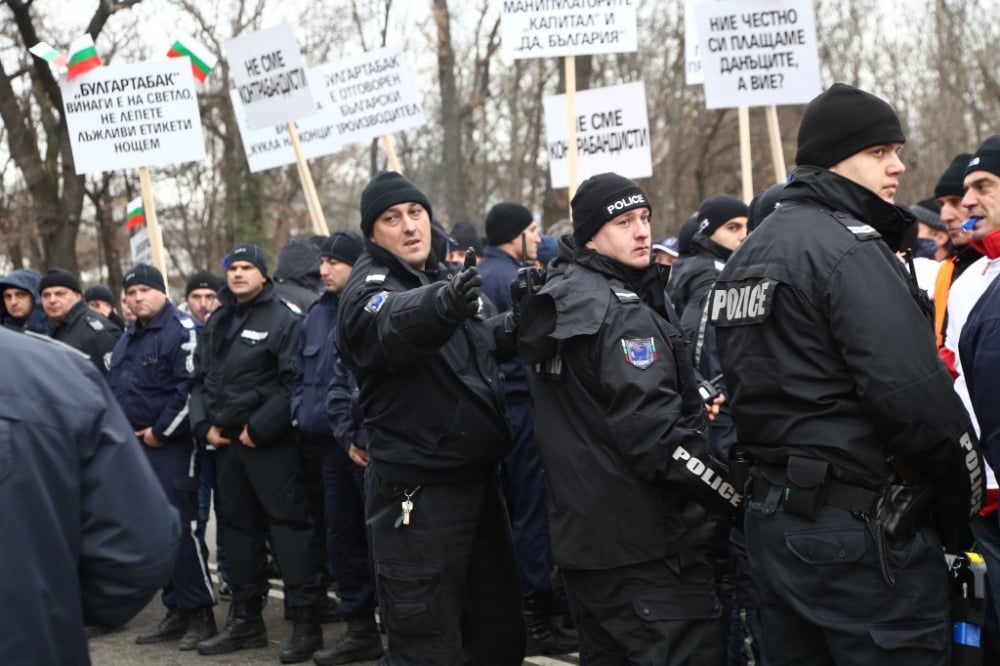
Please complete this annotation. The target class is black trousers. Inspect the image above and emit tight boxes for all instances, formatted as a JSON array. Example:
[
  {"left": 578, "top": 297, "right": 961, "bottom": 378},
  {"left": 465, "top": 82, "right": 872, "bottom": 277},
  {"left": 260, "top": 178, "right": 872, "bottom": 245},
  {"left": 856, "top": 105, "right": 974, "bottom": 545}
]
[
  {"left": 215, "top": 442, "right": 325, "bottom": 609},
  {"left": 367, "top": 467, "right": 525, "bottom": 665},
  {"left": 324, "top": 442, "right": 376, "bottom": 616}
]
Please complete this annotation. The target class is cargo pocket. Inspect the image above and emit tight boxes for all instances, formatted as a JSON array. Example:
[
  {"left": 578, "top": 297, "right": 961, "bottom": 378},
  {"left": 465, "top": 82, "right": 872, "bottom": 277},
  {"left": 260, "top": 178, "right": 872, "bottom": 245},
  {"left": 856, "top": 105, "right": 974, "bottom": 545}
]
[
  {"left": 785, "top": 526, "right": 866, "bottom": 565},
  {"left": 632, "top": 586, "right": 722, "bottom": 623},
  {"left": 377, "top": 560, "right": 443, "bottom": 637},
  {"left": 867, "top": 617, "right": 948, "bottom": 652}
]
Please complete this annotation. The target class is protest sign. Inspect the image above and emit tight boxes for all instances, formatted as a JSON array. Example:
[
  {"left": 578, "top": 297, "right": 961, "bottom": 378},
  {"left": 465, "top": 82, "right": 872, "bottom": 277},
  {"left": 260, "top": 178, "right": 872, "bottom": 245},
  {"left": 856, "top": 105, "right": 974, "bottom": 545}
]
[
  {"left": 61, "top": 58, "right": 205, "bottom": 175},
  {"left": 544, "top": 81, "right": 651, "bottom": 189},
  {"left": 685, "top": 0, "right": 704, "bottom": 85},
  {"left": 501, "top": 0, "right": 638, "bottom": 59},
  {"left": 130, "top": 227, "right": 153, "bottom": 266},
  {"left": 696, "top": 0, "right": 821, "bottom": 109}
]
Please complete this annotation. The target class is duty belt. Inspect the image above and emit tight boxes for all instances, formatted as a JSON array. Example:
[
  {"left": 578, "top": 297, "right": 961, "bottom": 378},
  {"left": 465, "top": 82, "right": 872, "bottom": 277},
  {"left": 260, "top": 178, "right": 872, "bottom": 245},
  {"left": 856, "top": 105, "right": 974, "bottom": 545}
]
[{"left": 752, "top": 457, "right": 880, "bottom": 519}]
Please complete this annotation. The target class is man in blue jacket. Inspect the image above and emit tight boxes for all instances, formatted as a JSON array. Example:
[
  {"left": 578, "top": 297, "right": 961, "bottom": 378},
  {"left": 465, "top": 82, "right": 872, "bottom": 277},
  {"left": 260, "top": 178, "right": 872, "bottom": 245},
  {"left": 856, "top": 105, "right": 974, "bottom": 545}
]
[{"left": 0, "top": 268, "right": 49, "bottom": 332}]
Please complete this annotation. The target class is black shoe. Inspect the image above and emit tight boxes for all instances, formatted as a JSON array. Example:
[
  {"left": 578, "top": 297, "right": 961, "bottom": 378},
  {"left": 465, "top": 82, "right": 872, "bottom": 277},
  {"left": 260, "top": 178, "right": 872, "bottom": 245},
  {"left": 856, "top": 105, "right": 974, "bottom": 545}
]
[
  {"left": 313, "top": 614, "right": 384, "bottom": 665},
  {"left": 178, "top": 606, "right": 218, "bottom": 651},
  {"left": 319, "top": 597, "right": 343, "bottom": 624},
  {"left": 524, "top": 598, "right": 578, "bottom": 656},
  {"left": 197, "top": 603, "right": 267, "bottom": 655},
  {"left": 135, "top": 609, "right": 190, "bottom": 645},
  {"left": 279, "top": 608, "right": 323, "bottom": 664}
]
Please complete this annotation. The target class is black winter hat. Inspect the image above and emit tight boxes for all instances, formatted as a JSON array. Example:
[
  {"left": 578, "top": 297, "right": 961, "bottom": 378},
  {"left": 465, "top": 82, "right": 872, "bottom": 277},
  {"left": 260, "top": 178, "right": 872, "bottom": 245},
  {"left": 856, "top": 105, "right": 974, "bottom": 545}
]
[
  {"left": 83, "top": 284, "right": 115, "bottom": 305},
  {"left": 965, "top": 135, "right": 1000, "bottom": 178},
  {"left": 319, "top": 231, "right": 363, "bottom": 266},
  {"left": 910, "top": 198, "right": 945, "bottom": 232},
  {"left": 485, "top": 203, "right": 533, "bottom": 246},
  {"left": 224, "top": 242, "right": 269, "bottom": 278},
  {"left": 697, "top": 194, "right": 749, "bottom": 238},
  {"left": 747, "top": 183, "right": 785, "bottom": 231},
  {"left": 449, "top": 221, "right": 484, "bottom": 255},
  {"left": 935, "top": 153, "right": 973, "bottom": 198},
  {"left": 39, "top": 269, "right": 81, "bottom": 294},
  {"left": 795, "top": 83, "right": 905, "bottom": 169},
  {"left": 571, "top": 172, "right": 650, "bottom": 245},
  {"left": 359, "top": 171, "right": 432, "bottom": 236},
  {"left": 185, "top": 270, "right": 224, "bottom": 297},
  {"left": 122, "top": 263, "right": 166, "bottom": 293},
  {"left": 677, "top": 214, "right": 700, "bottom": 256}
]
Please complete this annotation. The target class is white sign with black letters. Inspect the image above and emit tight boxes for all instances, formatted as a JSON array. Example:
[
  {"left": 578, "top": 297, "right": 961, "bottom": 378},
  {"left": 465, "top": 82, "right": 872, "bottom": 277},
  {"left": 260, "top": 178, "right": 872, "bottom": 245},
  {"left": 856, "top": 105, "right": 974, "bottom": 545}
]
[{"left": 501, "top": 0, "right": 638, "bottom": 59}]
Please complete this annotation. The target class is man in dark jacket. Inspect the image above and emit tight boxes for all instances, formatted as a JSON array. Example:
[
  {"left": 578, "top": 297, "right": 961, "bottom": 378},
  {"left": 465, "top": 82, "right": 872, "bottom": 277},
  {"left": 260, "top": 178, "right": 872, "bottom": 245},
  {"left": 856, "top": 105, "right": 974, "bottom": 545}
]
[
  {"left": 107, "top": 264, "right": 217, "bottom": 650},
  {"left": 518, "top": 172, "right": 738, "bottom": 664},
  {"left": 709, "top": 83, "right": 983, "bottom": 665},
  {"left": 336, "top": 171, "right": 525, "bottom": 665},
  {"left": 0, "top": 268, "right": 48, "bottom": 332},
  {"left": 275, "top": 238, "right": 324, "bottom": 313},
  {"left": 84, "top": 284, "right": 126, "bottom": 330},
  {"left": 0, "top": 325, "right": 181, "bottom": 665},
  {"left": 40, "top": 268, "right": 121, "bottom": 375},
  {"left": 189, "top": 243, "right": 326, "bottom": 663}
]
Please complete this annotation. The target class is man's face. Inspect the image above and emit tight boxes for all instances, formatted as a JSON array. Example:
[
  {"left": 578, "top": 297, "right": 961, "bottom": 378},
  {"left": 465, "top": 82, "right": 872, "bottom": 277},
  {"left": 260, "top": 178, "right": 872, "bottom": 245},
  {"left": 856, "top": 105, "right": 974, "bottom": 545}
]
[
  {"left": 3, "top": 287, "right": 34, "bottom": 319},
  {"left": 319, "top": 257, "right": 353, "bottom": 295},
  {"left": 513, "top": 222, "right": 542, "bottom": 263},
  {"left": 41, "top": 286, "right": 81, "bottom": 324},
  {"left": 186, "top": 288, "right": 219, "bottom": 324},
  {"left": 710, "top": 217, "right": 749, "bottom": 251},
  {"left": 652, "top": 250, "right": 676, "bottom": 266},
  {"left": 962, "top": 170, "right": 1000, "bottom": 238},
  {"left": 226, "top": 261, "right": 266, "bottom": 303},
  {"left": 938, "top": 194, "right": 969, "bottom": 246},
  {"left": 917, "top": 222, "right": 949, "bottom": 259},
  {"left": 369, "top": 202, "right": 431, "bottom": 270},
  {"left": 86, "top": 300, "right": 112, "bottom": 318},
  {"left": 125, "top": 285, "right": 167, "bottom": 324},
  {"left": 829, "top": 143, "right": 905, "bottom": 203},
  {"left": 584, "top": 207, "right": 652, "bottom": 269}
]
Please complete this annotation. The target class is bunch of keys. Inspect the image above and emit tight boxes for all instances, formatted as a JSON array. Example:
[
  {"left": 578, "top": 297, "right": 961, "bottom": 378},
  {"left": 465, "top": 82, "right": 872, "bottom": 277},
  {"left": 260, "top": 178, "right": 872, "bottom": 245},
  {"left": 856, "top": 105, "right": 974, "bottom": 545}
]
[{"left": 395, "top": 486, "right": 421, "bottom": 528}]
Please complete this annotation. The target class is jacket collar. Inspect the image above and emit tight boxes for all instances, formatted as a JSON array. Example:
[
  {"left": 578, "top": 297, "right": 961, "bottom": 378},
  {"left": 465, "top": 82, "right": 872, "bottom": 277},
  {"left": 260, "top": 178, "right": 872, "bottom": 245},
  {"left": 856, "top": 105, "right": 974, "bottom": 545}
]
[
  {"left": 363, "top": 238, "right": 445, "bottom": 287},
  {"left": 127, "top": 300, "right": 173, "bottom": 335},
  {"left": 217, "top": 280, "right": 276, "bottom": 310}
]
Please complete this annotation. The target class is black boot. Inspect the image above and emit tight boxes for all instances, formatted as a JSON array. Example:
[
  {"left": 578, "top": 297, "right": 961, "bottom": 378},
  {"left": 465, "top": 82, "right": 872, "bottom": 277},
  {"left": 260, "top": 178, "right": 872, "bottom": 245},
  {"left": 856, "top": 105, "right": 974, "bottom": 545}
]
[
  {"left": 178, "top": 606, "right": 218, "bottom": 651},
  {"left": 135, "top": 608, "right": 190, "bottom": 645},
  {"left": 196, "top": 601, "right": 267, "bottom": 655},
  {"left": 524, "top": 597, "right": 578, "bottom": 656},
  {"left": 313, "top": 612, "right": 384, "bottom": 665},
  {"left": 280, "top": 607, "right": 324, "bottom": 664}
]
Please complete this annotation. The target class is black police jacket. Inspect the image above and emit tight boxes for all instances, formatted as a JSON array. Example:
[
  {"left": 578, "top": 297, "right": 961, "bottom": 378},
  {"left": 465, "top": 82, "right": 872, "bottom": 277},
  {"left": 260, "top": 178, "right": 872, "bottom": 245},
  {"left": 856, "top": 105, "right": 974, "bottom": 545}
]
[
  {"left": 189, "top": 281, "right": 302, "bottom": 447},
  {"left": 336, "top": 241, "right": 512, "bottom": 485},
  {"left": 50, "top": 299, "right": 121, "bottom": 376},
  {"left": 668, "top": 235, "right": 731, "bottom": 323},
  {"left": 710, "top": 167, "right": 981, "bottom": 514},
  {"left": 519, "top": 242, "right": 738, "bottom": 570}
]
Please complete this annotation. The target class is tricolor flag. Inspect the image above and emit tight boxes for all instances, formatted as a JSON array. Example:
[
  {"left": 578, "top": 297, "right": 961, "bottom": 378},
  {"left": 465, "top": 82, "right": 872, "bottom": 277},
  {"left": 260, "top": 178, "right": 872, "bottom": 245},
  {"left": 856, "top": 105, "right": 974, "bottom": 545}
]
[
  {"left": 28, "top": 42, "right": 69, "bottom": 71},
  {"left": 67, "top": 34, "right": 101, "bottom": 81},
  {"left": 126, "top": 196, "right": 144, "bottom": 230},
  {"left": 167, "top": 34, "right": 217, "bottom": 83}
]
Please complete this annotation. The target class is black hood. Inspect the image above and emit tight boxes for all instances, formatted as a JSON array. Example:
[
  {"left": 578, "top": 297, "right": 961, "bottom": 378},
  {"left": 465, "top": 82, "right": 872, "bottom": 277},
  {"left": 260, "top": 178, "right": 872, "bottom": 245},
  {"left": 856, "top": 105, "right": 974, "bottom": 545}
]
[{"left": 274, "top": 239, "right": 322, "bottom": 290}]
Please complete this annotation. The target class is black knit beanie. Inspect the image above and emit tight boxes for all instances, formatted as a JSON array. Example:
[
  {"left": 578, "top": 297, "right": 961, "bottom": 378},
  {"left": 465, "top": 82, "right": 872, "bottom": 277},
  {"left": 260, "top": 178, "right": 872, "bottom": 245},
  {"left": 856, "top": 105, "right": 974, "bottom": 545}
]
[
  {"left": 910, "top": 198, "right": 945, "bottom": 232},
  {"left": 319, "top": 231, "right": 363, "bottom": 266},
  {"left": 122, "top": 263, "right": 166, "bottom": 293},
  {"left": 39, "top": 269, "right": 81, "bottom": 293},
  {"left": 359, "top": 171, "right": 432, "bottom": 236},
  {"left": 485, "top": 202, "right": 533, "bottom": 246},
  {"left": 571, "top": 173, "right": 650, "bottom": 245},
  {"left": 83, "top": 284, "right": 115, "bottom": 305},
  {"left": 225, "top": 243, "right": 269, "bottom": 278},
  {"left": 449, "top": 221, "right": 484, "bottom": 255},
  {"left": 935, "top": 153, "right": 973, "bottom": 198},
  {"left": 186, "top": 270, "right": 224, "bottom": 297},
  {"left": 697, "top": 194, "right": 749, "bottom": 238},
  {"left": 747, "top": 183, "right": 785, "bottom": 231},
  {"left": 965, "top": 135, "right": 1000, "bottom": 178},
  {"left": 795, "top": 83, "right": 905, "bottom": 169}
]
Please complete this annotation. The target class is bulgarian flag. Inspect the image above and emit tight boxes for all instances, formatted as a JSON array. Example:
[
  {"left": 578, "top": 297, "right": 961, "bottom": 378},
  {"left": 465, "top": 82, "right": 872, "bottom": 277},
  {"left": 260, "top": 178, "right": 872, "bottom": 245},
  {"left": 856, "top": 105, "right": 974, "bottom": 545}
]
[
  {"left": 67, "top": 34, "right": 101, "bottom": 81},
  {"left": 28, "top": 42, "right": 69, "bottom": 71},
  {"left": 126, "top": 196, "right": 144, "bottom": 230},
  {"left": 167, "top": 34, "right": 217, "bottom": 83}
]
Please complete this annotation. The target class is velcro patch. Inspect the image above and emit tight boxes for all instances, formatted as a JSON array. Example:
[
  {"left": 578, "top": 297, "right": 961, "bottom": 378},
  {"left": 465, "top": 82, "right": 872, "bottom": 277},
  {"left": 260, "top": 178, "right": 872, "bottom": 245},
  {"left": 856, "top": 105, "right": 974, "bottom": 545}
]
[
  {"left": 708, "top": 278, "right": 777, "bottom": 327},
  {"left": 365, "top": 291, "right": 390, "bottom": 315},
  {"left": 621, "top": 337, "right": 658, "bottom": 369},
  {"left": 87, "top": 318, "right": 105, "bottom": 331},
  {"left": 612, "top": 289, "right": 640, "bottom": 304},
  {"left": 240, "top": 329, "right": 269, "bottom": 341}
]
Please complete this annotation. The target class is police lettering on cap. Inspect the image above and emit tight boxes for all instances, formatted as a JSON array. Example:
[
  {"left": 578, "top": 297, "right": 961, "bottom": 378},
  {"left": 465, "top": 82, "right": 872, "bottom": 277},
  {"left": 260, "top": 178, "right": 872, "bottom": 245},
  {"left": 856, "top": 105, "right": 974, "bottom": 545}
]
[
  {"left": 224, "top": 243, "right": 269, "bottom": 278},
  {"left": 571, "top": 172, "right": 651, "bottom": 245},
  {"left": 965, "top": 135, "right": 1000, "bottom": 179}
]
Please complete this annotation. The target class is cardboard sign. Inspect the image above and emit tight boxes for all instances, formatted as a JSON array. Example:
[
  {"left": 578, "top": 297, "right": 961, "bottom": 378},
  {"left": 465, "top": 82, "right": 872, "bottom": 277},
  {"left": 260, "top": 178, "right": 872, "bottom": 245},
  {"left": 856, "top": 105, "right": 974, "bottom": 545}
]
[
  {"left": 544, "top": 81, "right": 652, "bottom": 189},
  {"left": 696, "top": 0, "right": 821, "bottom": 109},
  {"left": 130, "top": 228, "right": 152, "bottom": 266},
  {"left": 223, "top": 23, "right": 316, "bottom": 129},
  {"left": 685, "top": 0, "right": 704, "bottom": 85},
  {"left": 61, "top": 58, "right": 205, "bottom": 175},
  {"left": 501, "top": 0, "right": 638, "bottom": 59}
]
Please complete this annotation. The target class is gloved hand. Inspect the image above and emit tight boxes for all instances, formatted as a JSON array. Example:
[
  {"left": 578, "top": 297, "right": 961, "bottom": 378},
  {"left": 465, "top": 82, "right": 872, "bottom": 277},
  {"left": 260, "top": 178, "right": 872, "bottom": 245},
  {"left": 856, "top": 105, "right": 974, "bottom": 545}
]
[
  {"left": 435, "top": 267, "right": 482, "bottom": 324},
  {"left": 509, "top": 266, "right": 545, "bottom": 326}
]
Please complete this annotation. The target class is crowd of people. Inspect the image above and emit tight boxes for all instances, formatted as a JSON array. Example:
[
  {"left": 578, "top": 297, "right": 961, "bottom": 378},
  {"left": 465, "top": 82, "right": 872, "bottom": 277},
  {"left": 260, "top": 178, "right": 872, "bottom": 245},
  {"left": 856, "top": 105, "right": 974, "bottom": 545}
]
[{"left": 2, "top": 81, "right": 999, "bottom": 666}]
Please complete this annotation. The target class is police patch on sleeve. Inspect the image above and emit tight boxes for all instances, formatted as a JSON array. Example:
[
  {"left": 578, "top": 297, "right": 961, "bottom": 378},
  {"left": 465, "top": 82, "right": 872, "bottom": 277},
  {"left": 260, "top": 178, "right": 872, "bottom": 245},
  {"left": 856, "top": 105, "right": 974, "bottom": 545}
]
[
  {"left": 365, "top": 291, "right": 390, "bottom": 315},
  {"left": 708, "top": 277, "right": 778, "bottom": 327},
  {"left": 621, "top": 337, "right": 658, "bottom": 370}
]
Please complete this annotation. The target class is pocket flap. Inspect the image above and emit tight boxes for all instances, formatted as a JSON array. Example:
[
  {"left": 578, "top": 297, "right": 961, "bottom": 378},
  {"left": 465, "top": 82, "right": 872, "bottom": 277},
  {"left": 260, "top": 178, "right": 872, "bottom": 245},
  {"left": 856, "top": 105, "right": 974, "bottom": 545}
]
[
  {"left": 867, "top": 618, "right": 949, "bottom": 651},
  {"left": 632, "top": 587, "right": 721, "bottom": 622},
  {"left": 786, "top": 456, "right": 829, "bottom": 489},
  {"left": 785, "top": 527, "right": 866, "bottom": 565}
]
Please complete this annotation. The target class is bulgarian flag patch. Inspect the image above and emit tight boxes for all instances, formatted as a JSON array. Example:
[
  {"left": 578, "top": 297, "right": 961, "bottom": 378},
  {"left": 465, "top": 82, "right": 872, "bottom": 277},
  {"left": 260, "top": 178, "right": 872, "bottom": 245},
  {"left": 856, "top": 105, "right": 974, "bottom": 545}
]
[
  {"left": 167, "top": 34, "right": 217, "bottom": 83},
  {"left": 126, "top": 196, "right": 144, "bottom": 230},
  {"left": 67, "top": 34, "right": 101, "bottom": 81},
  {"left": 28, "top": 42, "right": 69, "bottom": 71}
]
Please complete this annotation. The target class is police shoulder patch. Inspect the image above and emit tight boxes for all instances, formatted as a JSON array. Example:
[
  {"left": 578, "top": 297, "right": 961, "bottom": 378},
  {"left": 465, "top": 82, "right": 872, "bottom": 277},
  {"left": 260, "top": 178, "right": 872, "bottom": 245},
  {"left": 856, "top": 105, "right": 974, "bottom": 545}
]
[
  {"left": 365, "top": 269, "right": 388, "bottom": 283},
  {"left": 620, "top": 337, "right": 658, "bottom": 370},
  {"left": 365, "top": 291, "right": 390, "bottom": 315},
  {"left": 281, "top": 298, "right": 304, "bottom": 316},
  {"left": 87, "top": 317, "right": 105, "bottom": 331},
  {"left": 708, "top": 277, "right": 778, "bottom": 327},
  {"left": 831, "top": 212, "right": 881, "bottom": 240},
  {"left": 611, "top": 288, "right": 640, "bottom": 304}
]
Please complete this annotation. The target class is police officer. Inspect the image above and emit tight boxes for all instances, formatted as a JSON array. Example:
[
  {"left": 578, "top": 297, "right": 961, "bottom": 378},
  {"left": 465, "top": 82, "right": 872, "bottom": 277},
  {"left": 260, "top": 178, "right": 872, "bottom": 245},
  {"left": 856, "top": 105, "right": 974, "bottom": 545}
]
[
  {"left": 0, "top": 268, "right": 48, "bottom": 332},
  {"left": 336, "top": 171, "right": 525, "bottom": 664},
  {"left": 84, "top": 283, "right": 126, "bottom": 330},
  {"left": 189, "top": 243, "right": 326, "bottom": 663},
  {"left": 517, "top": 172, "right": 737, "bottom": 664},
  {"left": 185, "top": 270, "right": 223, "bottom": 325},
  {"left": 40, "top": 268, "right": 121, "bottom": 375},
  {"left": 709, "top": 83, "right": 983, "bottom": 665},
  {"left": 107, "top": 264, "right": 217, "bottom": 650}
]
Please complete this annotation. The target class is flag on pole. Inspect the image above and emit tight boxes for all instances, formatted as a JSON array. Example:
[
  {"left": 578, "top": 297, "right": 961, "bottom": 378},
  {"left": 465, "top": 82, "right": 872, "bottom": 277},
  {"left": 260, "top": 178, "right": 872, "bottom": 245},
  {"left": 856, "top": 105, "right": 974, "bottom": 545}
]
[
  {"left": 28, "top": 42, "right": 69, "bottom": 70},
  {"left": 126, "top": 196, "right": 144, "bottom": 230},
  {"left": 167, "top": 34, "right": 217, "bottom": 83},
  {"left": 67, "top": 35, "right": 101, "bottom": 81}
]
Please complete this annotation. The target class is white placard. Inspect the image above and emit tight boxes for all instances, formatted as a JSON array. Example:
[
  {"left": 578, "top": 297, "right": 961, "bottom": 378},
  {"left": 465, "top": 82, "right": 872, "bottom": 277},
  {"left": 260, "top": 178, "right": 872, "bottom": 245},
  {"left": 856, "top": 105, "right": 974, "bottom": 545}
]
[
  {"left": 501, "top": 0, "right": 638, "bottom": 59},
  {"left": 684, "top": 0, "right": 704, "bottom": 85},
  {"left": 315, "top": 47, "right": 426, "bottom": 146},
  {"left": 224, "top": 23, "right": 316, "bottom": 130},
  {"left": 543, "top": 81, "right": 651, "bottom": 189},
  {"left": 230, "top": 69, "right": 341, "bottom": 173},
  {"left": 695, "top": 0, "right": 821, "bottom": 109},
  {"left": 130, "top": 228, "right": 152, "bottom": 266},
  {"left": 61, "top": 59, "right": 205, "bottom": 175}
]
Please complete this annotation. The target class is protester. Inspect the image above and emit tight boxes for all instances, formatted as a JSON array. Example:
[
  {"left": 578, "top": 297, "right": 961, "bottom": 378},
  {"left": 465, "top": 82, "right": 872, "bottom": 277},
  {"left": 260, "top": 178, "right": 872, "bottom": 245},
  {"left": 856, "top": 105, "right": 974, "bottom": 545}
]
[{"left": 651, "top": 236, "right": 679, "bottom": 266}]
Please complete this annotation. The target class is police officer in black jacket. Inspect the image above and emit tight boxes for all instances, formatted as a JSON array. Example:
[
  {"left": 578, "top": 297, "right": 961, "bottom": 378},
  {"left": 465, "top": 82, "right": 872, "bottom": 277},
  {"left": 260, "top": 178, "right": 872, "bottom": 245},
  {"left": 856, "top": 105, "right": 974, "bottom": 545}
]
[
  {"left": 336, "top": 171, "right": 525, "bottom": 665},
  {"left": 189, "top": 243, "right": 325, "bottom": 663},
  {"left": 709, "top": 84, "right": 984, "bottom": 665},
  {"left": 39, "top": 268, "right": 121, "bottom": 376}
]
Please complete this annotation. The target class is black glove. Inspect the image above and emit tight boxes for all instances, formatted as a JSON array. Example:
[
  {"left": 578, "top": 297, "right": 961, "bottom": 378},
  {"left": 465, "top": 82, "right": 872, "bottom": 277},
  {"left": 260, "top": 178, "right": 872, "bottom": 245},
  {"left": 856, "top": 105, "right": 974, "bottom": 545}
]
[
  {"left": 509, "top": 266, "right": 545, "bottom": 326},
  {"left": 435, "top": 267, "right": 482, "bottom": 324}
]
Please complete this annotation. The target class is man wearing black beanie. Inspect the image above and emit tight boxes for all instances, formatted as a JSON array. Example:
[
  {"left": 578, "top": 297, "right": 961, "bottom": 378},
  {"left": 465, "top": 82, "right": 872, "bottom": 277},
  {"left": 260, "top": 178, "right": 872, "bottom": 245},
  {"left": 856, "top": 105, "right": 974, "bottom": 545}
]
[
  {"left": 709, "top": 84, "right": 982, "bottom": 665},
  {"left": 516, "top": 171, "right": 737, "bottom": 663},
  {"left": 337, "top": 172, "right": 525, "bottom": 663},
  {"left": 40, "top": 268, "right": 121, "bottom": 376},
  {"left": 185, "top": 270, "right": 223, "bottom": 325}
]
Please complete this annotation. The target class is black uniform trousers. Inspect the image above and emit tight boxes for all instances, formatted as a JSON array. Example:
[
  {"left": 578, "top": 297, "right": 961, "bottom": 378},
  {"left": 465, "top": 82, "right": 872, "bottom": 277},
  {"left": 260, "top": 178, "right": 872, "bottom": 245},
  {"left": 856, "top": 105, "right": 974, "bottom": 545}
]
[
  {"left": 299, "top": 434, "right": 332, "bottom": 579},
  {"left": 215, "top": 440, "right": 326, "bottom": 609},
  {"left": 324, "top": 442, "right": 376, "bottom": 616},
  {"left": 745, "top": 482, "right": 950, "bottom": 665},
  {"left": 366, "top": 467, "right": 526, "bottom": 665}
]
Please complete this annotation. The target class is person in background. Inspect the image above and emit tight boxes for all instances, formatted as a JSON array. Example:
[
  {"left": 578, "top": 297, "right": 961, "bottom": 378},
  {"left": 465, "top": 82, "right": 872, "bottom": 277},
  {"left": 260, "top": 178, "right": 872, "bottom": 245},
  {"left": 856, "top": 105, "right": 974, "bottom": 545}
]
[
  {"left": 40, "top": 269, "right": 121, "bottom": 376},
  {"left": 84, "top": 284, "right": 126, "bottom": 330},
  {"left": 651, "top": 237, "right": 679, "bottom": 266},
  {"left": 0, "top": 268, "right": 48, "bottom": 333}
]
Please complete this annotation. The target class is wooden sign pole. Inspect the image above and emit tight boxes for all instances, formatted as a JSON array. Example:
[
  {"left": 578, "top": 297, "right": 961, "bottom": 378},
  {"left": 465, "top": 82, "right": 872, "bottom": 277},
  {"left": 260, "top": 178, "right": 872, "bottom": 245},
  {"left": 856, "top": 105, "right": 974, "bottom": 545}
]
[
  {"left": 765, "top": 105, "right": 786, "bottom": 184},
  {"left": 565, "top": 55, "right": 579, "bottom": 212},
  {"left": 738, "top": 106, "right": 753, "bottom": 203},
  {"left": 137, "top": 166, "right": 168, "bottom": 281},
  {"left": 286, "top": 121, "right": 329, "bottom": 236}
]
